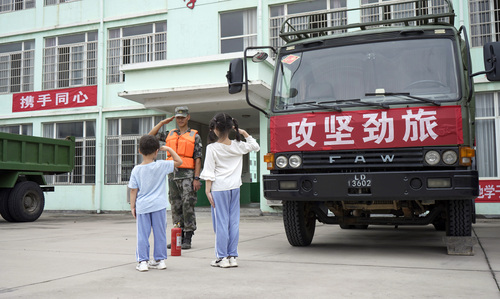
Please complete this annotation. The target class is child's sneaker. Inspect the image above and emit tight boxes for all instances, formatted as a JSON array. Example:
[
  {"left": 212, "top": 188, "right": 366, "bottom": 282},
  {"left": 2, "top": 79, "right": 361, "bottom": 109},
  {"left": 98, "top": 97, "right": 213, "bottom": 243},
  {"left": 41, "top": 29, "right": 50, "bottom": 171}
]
[
  {"left": 228, "top": 256, "right": 238, "bottom": 267},
  {"left": 210, "top": 257, "right": 230, "bottom": 268},
  {"left": 136, "top": 261, "right": 148, "bottom": 272},
  {"left": 148, "top": 260, "right": 167, "bottom": 270}
]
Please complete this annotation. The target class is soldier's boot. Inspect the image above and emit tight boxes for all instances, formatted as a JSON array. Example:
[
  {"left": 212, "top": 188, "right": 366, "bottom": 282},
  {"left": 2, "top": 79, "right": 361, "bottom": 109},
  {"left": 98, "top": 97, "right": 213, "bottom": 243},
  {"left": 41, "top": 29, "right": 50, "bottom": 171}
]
[{"left": 182, "top": 231, "right": 194, "bottom": 249}]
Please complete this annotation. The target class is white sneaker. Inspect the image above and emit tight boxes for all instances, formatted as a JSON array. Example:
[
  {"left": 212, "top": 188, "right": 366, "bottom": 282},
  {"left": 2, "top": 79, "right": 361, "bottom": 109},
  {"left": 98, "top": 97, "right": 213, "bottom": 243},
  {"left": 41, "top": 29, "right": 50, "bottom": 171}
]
[
  {"left": 148, "top": 260, "right": 167, "bottom": 270},
  {"left": 136, "top": 261, "right": 148, "bottom": 272},
  {"left": 211, "top": 257, "right": 230, "bottom": 268},
  {"left": 228, "top": 256, "right": 238, "bottom": 267}
]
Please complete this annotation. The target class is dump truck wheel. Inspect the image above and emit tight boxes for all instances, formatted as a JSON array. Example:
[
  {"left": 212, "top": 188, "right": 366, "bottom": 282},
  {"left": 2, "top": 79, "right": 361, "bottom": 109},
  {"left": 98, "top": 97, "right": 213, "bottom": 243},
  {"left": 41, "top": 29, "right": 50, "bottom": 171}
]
[
  {"left": 8, "top": 182, "right": 45, "bottom": 222},
  {"left": 0, "top": 189, "right": 16, "bottom": 222},
  {"left": 446, "top": 200, "right": 472, "bottom": 236},
  {"left": 283, "top": 201, "right": 315, "bottom": 246}
]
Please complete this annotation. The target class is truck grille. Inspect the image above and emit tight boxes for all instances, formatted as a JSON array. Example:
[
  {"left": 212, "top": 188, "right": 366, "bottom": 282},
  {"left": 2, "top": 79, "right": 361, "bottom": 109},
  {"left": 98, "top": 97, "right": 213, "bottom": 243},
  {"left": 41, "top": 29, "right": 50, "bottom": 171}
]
[{"left": 301, "top": 147, "right": 424, "bottom": 169}]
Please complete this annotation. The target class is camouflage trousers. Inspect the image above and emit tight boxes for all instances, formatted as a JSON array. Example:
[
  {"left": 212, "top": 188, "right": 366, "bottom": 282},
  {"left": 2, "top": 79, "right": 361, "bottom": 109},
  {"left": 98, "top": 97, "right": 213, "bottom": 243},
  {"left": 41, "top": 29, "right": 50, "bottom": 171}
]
[{"left": 168, "top": 178, "right": 197, "bottom": 232}]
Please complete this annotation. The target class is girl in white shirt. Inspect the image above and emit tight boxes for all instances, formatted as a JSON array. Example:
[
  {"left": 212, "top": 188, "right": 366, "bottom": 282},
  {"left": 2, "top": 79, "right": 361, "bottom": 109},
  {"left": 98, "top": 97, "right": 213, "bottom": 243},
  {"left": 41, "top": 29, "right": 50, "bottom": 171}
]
[{"left": 200, "top": 113, "right": 260, "bottom": 268}]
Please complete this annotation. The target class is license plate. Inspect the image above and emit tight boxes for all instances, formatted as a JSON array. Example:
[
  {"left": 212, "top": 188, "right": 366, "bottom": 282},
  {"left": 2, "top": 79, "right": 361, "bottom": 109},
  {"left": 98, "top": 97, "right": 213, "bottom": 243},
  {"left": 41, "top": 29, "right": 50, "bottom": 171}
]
[{"left": 348, "top": 174, "right": 372, "bottom": 188}]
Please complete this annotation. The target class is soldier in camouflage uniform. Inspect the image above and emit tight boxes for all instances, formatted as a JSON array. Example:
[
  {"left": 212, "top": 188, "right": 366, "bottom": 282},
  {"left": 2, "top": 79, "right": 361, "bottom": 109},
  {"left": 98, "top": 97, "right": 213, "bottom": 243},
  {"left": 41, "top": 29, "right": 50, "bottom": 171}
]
[{"left": 149, "top": 106, "right": 202, "bottom": 249}]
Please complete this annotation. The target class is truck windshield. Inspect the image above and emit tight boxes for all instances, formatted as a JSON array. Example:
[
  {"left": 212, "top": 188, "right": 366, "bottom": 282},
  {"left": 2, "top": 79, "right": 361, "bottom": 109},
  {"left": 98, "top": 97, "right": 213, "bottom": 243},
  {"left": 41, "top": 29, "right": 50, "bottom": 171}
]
[{"left": 273, "top": 38, "right": 460, "bottom": 112}]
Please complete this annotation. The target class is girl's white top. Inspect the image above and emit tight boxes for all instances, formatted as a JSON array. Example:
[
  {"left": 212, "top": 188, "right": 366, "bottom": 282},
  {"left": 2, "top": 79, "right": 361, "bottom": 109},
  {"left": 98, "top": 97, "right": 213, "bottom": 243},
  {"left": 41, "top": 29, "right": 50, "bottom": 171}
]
[{"left": 200, "top": 136, "right": 260, "bottom": 191}]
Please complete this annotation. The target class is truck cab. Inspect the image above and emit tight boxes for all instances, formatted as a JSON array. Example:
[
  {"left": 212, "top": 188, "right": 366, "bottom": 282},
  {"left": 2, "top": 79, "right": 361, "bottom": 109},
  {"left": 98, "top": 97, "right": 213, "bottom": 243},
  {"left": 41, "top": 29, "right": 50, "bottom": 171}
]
[{"left": 227, "top": 0, "right": 500, "bottom": 247}]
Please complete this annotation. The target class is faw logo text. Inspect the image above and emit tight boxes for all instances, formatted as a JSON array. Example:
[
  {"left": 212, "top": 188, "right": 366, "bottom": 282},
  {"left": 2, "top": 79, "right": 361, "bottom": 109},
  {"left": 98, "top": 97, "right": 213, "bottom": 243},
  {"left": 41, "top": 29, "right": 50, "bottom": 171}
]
[{"left": 329, "top": 155, "right": 395, "bottom": 164}]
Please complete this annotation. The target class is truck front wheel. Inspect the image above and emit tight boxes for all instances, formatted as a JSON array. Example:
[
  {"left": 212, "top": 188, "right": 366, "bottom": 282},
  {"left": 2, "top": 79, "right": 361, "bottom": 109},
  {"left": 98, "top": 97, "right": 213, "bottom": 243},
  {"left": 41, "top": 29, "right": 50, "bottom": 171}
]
[
  {"left": 8, "top": 181, "right": 45, "bottom": 222},
  {"left": 283, "top": 201, "right": 316, "bottom": 246},
  {"left": 446, "top": 200, "right": 472, "bottom": 236}
]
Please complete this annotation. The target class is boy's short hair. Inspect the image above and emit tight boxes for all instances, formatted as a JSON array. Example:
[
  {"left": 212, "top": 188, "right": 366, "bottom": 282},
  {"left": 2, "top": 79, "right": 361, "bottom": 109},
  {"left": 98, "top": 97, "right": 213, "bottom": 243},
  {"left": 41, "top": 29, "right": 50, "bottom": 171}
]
[{"left": 139, "top": 135, "right": 160, "bottom": 155}]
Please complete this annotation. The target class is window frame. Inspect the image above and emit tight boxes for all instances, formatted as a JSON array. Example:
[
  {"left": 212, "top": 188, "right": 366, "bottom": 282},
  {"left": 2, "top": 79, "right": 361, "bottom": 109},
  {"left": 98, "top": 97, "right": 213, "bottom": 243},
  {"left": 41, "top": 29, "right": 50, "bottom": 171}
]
[
  {"left": 42, "top": 32, "right": 98, "bottom": 90},
  {"left": 106, "top": 22, "right": 167, "bottom": 84},
  {"left": 269, "top": 1, "right": 347, "bottom": 58},
  {"left": 0, "top": 0, "right": 35, "bottom": 13},
  {"left": 105, "top": 116, "right": 166, "bottom": 184},
  {"left": 475, "top": 91, "right": 500, "bottom": 178},
  {"left": 44, "top": 0, "right": 80, "bottom": 6},
  {"left": 0, "top": 40, "right": 35, "bottom": 94},
  {"left": 219, "top": 8, "right": 258, "bottom": 54},
  {"left": 43, "top": 120, "right": 96, "bottom": 185},
  {"left": 469, "top": 0, "right": 500, "bottom": 47}
]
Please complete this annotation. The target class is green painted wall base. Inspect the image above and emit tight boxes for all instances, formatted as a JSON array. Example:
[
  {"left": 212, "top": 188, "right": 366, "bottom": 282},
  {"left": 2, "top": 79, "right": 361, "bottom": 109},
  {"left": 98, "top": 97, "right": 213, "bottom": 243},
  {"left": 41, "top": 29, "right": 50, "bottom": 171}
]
[{"left": 195, "top": 182, "right": 261, "bottom": 207}]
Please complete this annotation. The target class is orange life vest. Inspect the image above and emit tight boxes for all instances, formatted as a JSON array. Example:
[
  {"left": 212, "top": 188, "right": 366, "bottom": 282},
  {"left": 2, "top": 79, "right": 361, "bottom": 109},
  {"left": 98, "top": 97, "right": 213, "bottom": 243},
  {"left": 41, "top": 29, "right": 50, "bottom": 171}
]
[{"left": 165, "top": 129, "right": 198, "bottom": 169}]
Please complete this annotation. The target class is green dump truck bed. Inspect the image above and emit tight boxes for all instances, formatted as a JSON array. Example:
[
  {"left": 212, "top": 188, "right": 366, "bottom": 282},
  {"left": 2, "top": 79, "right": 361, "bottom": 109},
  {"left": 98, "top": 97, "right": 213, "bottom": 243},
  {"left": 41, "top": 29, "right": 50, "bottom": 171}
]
[
  {"left": 0, "top": 132, "right": 75, "bottom": 174},
  {"left": 0, "top": 132, "right": 75, "bottom": 222}
]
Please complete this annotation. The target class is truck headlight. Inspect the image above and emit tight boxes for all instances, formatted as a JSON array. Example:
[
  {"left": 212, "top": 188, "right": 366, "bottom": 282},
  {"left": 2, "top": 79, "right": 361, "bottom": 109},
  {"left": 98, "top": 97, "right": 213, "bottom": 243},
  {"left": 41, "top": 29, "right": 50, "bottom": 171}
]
[
  {"left": 289, "top": 155, "right": 302, "bottom": 168},
  {"left": 275, "top": 155, "right": 288, "bottom": 168},
  {"left": 442, "top": 150, "right": 458, "bottom": 165},
  {"left": 425, "top": 150, "right": 440, "bottom": 165}
]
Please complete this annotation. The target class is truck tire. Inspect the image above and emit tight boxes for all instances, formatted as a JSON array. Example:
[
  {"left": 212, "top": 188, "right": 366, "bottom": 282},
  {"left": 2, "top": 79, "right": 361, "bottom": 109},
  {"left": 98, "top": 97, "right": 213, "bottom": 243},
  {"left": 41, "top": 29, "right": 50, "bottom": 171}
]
[
  {"left": 0, "top": 189, "right": 16, "bottom": 222},
  {"left": 446, "top": 200, "right": 472, "bottom": 236},
  {"left": 283, "top": 201, "right": 315, "bottom": 246},
  {"left": 8, "top": 181, "right": 45, "bottom": 222}
]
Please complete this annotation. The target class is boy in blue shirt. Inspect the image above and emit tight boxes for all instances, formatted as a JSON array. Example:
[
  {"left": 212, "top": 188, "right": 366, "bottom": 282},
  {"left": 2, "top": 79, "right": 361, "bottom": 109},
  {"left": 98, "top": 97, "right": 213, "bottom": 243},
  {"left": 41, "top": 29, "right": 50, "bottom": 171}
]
[{"left": 129, "top": 135, "right": 183, "bottom": 272}]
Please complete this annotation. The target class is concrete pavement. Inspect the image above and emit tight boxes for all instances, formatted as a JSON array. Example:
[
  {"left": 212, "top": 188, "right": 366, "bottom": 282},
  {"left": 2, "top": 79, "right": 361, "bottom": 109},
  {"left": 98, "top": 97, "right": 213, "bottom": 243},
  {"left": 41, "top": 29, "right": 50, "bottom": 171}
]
[{"left": 0, "top": 207, "right": 499, "bottom": 298}]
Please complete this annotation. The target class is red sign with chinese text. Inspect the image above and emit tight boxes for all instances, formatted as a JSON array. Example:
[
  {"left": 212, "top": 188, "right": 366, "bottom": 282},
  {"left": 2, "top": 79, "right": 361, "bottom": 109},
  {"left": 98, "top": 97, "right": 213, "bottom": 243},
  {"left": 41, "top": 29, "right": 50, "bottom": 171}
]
[
  {"left": 12, "top": 85, "right": 97, "bottom": 112},
  {"left": 270, "top": 106, "right": 463, "bottom": 152},
  {"left": 476, "top": 180, "right": 500, "bottom": 203}
]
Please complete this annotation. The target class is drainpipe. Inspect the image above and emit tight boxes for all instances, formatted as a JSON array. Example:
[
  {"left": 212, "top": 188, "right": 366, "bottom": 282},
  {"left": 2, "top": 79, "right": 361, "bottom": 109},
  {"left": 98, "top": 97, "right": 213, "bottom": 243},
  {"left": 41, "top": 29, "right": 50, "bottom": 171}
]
[
  {"left": 458, "top": 0, "right": 464, "bottom": 27},
  {"left": 95, "top": 0, "right": 105, "bottom": 214}
]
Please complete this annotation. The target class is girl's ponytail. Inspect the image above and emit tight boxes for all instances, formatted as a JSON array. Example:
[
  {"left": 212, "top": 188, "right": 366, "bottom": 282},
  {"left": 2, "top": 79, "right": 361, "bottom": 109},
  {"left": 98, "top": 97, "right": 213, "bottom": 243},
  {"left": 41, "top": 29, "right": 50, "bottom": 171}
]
[
  {"left": 207, "top": 119, "right": 218, "bottom": 144},
  {"left": 232, "top": 117, "right": 241, "bottom": 142}
]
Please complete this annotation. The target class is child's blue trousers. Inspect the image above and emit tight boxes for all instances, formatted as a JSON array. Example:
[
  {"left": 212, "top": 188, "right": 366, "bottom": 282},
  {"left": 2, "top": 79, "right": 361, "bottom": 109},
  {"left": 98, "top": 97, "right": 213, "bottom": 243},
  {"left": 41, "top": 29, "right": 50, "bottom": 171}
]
[
  {"left": 136, "top": 208, "right": 167, "bottom": 262},
  {"left": 211, "top": 188, "right": 240, "bottom": 259}
]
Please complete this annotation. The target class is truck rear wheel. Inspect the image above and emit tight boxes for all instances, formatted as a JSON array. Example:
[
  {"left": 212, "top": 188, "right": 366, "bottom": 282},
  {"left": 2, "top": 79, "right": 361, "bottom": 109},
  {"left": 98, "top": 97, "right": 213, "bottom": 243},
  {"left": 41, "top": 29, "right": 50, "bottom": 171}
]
[
  {"left": 0, "top": 189, "right": 15, "bottom": 222},
  {"left": 446, "top": 200, "right": 472, "bottom": 236},
  {"left": 8, "top": 181, "right": 45, "bottom": 222},
  {"left": 283, "top": 201, "right": 316, "bottom": 246}
]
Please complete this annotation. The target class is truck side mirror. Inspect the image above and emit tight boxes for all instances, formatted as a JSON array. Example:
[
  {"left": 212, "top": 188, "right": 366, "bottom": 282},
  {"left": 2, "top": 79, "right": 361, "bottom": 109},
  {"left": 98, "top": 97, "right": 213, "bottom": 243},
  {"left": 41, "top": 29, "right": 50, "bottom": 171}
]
[
  {"left": 483, "top": 42, "right": 500, "bottom": 81},
  {"left": 226, "top": 58, "right": 244, "bottom": 94}
]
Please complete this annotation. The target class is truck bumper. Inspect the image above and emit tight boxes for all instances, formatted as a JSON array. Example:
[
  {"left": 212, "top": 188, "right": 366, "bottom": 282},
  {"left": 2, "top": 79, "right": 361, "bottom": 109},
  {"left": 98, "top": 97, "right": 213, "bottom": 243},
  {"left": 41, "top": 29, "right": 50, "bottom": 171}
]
[{"left": 263, "top": 170, "right": 478, "bottom": 201}]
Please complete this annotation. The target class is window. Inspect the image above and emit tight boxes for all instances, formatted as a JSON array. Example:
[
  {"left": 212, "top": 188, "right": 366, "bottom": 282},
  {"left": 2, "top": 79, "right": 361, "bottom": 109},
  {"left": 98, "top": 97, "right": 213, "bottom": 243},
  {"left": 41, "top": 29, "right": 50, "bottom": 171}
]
[
  {"left": 105, "top": 116, "right": 166, "bottom": 184},
  {"left": 270, "top": 1, "right": 347, "bottom": 56},
  {"left": 0, "top": 124, "right": 32, "bottom": 135},
  {"left": 220, "top": 9, "right": 257, "bottom": 54},
  {"left": 476, "top": 92, "right": 500, "bottom": 178},
  {"left": 0, "top": 40, "right": 34, "bottom": 94},
  {"left": 361, "top": 0, "right": 449, "bottom": 26},
  {"left": 0, "top": 0, "right": 35, "bottom": 12},
  {"left": 43, "top": 121, "right": 96, "bottom": 184},
  {"left": 469, "top": 0, "right": 500, "bottom": 47},
  {"left": 107, "top": 22, "right": 167, "bottom": 84},
  {"left": 44, "top": 0, "right": 80, "bottom": 5},
  {"left": 43, "top": 32, "right": 97, "bottom": 90}
]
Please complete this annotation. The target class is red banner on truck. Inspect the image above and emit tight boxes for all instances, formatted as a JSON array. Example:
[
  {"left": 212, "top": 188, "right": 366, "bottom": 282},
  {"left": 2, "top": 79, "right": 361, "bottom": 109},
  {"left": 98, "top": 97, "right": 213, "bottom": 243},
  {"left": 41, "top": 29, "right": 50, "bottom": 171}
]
[
  {"left": 12, "top": 85, "right": 97, "bottom": 112},
  {"left": 270, "top": 106, "right": 463, "bottom": 152}
]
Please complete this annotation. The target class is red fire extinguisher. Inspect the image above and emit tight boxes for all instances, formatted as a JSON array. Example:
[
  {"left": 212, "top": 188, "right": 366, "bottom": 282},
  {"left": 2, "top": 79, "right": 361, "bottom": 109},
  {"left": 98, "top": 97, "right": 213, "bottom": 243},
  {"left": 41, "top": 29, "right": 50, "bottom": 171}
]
[{"left": 171, "top": 223, "right": 182, "bottom": 256}]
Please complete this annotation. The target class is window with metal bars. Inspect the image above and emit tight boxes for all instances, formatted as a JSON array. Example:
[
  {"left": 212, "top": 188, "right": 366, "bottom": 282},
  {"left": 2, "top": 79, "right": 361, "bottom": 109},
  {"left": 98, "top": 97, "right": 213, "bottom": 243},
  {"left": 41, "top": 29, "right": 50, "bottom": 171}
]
[
  {"left": 469, "top": 0, "right": 500, "bottom": 47},
  {"left": 0, "top": 0, "right": 35, "bottom": 12},
  {"left": 0, "top": 40, "right": 34, "bottom": 94},
  {"left": 43, "top": 121, "right": 96, "bottom": 185},
  {"left": 107, "top": 22, "right": 167, "bottom": 84},
  {"left": 269, "top": 1, "right": 347, "bottom": 58},
  {"left": 44, "top": 0, "right": 80, "bottom": 6},
  {"left": 43, "top": 32, "right": 97, "bottom": 90},
  {"left": 105, "top": 116, "right": 167, "bottom": 184},
  {"left": 360, "top": 0, "right": 449, "bottom": 27}
]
